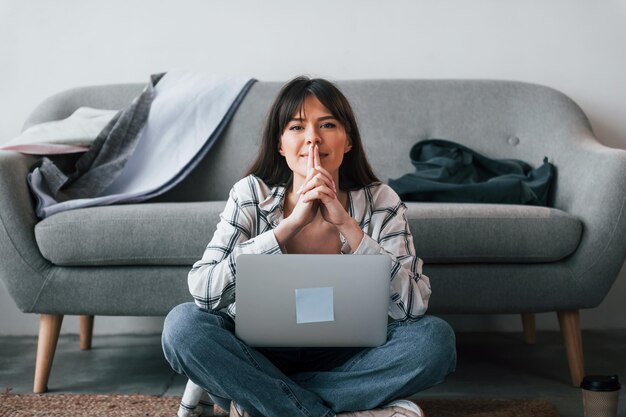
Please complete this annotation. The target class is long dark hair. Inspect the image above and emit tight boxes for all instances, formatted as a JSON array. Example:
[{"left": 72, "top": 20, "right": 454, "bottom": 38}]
[{"left": 244, "top": 76, "right": 380, "bottom": 190}]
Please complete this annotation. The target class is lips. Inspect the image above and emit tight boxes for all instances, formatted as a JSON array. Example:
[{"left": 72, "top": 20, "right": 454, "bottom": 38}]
[{"left": 300, "top": 153, "right": 329, "bottom": 157}]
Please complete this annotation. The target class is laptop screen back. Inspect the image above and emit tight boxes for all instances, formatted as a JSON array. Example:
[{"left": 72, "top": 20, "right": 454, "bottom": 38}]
[{"left": 235, "top": 254, "right": 390, "bottom": 347}]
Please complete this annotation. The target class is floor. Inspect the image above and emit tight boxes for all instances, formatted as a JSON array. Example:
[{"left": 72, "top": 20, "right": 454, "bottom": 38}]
[{"left": 1, "top": 330, "right": 625, "bottom": 417}]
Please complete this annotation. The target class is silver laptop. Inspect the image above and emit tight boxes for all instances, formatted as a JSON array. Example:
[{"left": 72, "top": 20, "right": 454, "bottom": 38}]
[{"left": 235, "top": 254, "right": 390, "bottom": 347}]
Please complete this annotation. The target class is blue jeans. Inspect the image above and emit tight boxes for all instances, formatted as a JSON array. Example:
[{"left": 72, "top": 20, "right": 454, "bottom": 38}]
[{"left": 162, "top": 302, "right": 456, "bottom": 417}]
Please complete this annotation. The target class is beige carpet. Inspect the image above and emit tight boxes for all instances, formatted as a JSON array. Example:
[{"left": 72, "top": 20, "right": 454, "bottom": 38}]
[{"left": 0, "top": 394, "right": 561, "bottom": 417}]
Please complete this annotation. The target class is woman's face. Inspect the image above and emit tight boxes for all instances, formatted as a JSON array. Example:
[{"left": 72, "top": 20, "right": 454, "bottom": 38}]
[{"left": 279, "top": 94, "right": 352, "bottom": 181}]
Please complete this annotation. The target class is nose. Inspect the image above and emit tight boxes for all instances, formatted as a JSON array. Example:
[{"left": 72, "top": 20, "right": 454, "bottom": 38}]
[{"left": 305, "top": 127, "right": 321, "bottom": 147}]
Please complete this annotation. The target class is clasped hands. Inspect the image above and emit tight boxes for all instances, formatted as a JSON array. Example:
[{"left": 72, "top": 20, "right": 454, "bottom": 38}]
[{"left": 290, "top": 143, "right": 350, "bottom": 228}]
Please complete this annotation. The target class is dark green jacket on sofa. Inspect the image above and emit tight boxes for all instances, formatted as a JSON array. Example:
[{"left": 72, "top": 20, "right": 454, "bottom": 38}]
[{"left": 389, "top": 139, "right": 555, "bottom": 206}]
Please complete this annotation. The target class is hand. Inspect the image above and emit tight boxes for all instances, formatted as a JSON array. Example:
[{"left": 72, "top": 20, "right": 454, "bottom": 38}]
[
  {"left": 284, "top": 144, "right": 323, "bottom": 229},
  {"left": 298, "top": 144, "right": 351, "bottom": 227}
]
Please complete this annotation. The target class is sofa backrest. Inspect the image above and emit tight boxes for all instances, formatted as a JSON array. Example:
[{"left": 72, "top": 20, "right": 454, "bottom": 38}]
[{"left": 24, "top": 79, "right": 594, "bottom": 203}]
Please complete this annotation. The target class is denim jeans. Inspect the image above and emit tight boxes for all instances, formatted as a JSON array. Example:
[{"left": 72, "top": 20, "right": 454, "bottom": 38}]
[{"left": 162, "top": 302, "right": 456, "bottom": 417}]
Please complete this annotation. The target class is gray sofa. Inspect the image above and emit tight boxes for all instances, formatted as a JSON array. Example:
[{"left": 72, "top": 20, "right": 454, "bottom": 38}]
[{"left": 2, "top": 79, "right": 626, "bottom": 393}]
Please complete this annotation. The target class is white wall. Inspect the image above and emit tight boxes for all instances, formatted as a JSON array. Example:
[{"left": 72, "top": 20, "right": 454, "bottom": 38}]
[{"left": 1, "top": 0, "right": 625, "bottom": 335}]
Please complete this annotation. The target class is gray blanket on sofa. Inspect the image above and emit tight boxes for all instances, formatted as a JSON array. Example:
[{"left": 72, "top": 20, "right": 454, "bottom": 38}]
[{"left": 28, "top": 70, "right": 256, "bottom": 219}]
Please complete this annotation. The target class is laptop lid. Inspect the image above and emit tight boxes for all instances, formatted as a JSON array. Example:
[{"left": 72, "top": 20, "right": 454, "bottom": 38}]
[{"left": 235, "top": 254, "right": 390, "bottom": 347}]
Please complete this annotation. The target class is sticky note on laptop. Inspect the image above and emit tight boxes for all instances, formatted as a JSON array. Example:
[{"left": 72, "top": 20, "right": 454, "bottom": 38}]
[{"left": 295, "top": 287, "right": 335, "bottom": 324}]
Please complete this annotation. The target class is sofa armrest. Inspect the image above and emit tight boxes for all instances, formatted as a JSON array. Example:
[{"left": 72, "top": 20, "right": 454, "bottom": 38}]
[
  {"left": 0, "top": 150, "right": 52, "bottom": 312},
  {"left": 555, "top": 136, "right": 626, "bottom": 307}
]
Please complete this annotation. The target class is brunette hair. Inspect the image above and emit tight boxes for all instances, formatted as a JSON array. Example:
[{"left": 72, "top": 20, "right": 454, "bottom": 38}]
[{"left": 243, "top": 76, "right": 380, "bottom": 189}]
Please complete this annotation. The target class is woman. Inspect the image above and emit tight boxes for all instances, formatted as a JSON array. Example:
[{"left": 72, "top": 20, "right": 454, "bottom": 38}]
[{"left": 162, "top": 76, "right": 457, "bottom": 417}]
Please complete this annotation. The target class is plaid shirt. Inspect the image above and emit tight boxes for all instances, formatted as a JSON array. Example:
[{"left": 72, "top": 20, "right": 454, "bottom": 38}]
[{"left": 188, "top": 175, "right": 432, "bottom": 321}]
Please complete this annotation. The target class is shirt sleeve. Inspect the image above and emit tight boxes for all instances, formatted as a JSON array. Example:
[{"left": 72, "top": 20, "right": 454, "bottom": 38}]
[
  {"left": 351, "top": 196, "right": 432, "bottom": 321},
  {"left": 188, "top": 186, "right": 282, "bottom": 311}
]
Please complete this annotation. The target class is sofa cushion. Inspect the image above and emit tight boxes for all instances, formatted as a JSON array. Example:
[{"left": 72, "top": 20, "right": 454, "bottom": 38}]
[
  {"left": 35, "top": 202, "right": 222, "bottom": 266},
  {"left": 34, "top": 202, "right": 582, "bottom": 266},
  {"left": 407, "top": 202, "right": 582, "bottom": 263}
]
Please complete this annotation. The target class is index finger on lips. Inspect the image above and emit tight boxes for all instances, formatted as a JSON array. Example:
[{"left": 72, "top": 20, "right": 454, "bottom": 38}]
[
  {"left": 314, "top": 144, "right": 321, "bottom": 170},
  {"left": 313, "top": 147, "right": 336, "bottom": 192},
  {"left": 307, "top": 144, "right": 314, "bottom": 180},
  {"left": 297, "top": 145, "right": 315, "bottom": 195}
]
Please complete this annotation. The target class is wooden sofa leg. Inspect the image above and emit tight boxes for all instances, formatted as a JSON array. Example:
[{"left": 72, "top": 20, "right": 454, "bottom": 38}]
[
  {"left": 80, "top": 315, "right": 94, "bottom": 350},
  {"left": 521, "top": 313, "right": 536, "bottom": 344},
  {"left": 34, "top": 314, "right": 64, "bottom": 393},
  {"left": 557, "top": 310, "right": 585, "bottom": 387}
]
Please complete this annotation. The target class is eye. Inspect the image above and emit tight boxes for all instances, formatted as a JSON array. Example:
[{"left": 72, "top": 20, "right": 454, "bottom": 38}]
[
  {"left": 321, "top": 122, "right": 336, "bottom": 129},
  {"left": 288, "top": 125, "right": 303, "bottom": 131}
]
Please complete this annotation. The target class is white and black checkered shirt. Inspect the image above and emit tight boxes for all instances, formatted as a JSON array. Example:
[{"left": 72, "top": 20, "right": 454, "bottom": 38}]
[{"left": 188, "top": 175, "right": 431, "bottom": 321}]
